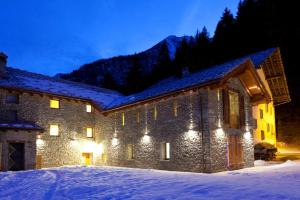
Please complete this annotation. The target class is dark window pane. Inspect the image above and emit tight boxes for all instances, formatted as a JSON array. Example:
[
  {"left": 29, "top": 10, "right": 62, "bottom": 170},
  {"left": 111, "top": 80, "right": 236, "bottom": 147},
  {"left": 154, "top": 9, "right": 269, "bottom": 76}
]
[{"left": 6, "top": 94, "right": 19, "bottom": 104}]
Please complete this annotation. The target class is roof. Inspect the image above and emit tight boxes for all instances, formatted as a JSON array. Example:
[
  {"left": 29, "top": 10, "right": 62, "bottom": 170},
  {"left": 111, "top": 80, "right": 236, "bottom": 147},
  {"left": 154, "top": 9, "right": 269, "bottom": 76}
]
[
  {"left": 0, "top": 47, "right": 290, "bottom": 111},
  {"left": 0, "top": 121, "right": 44, "bottom": 131},
  {"left": 244, "top": 48, "right": 290, "bottom": 105},
  {"left": 0, "top": 67, "right": 123, "bottom": 108},
  {"left": 106, "top": 57, "right": 250, "bottom": 109},
  {"left": 247, "top": 48, "right": 277, "bottom": 67}
]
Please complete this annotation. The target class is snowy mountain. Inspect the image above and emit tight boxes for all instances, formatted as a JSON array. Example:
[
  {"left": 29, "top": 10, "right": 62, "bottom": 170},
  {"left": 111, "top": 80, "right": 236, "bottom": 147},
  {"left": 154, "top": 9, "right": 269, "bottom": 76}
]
[{"left": 58, "top": 35, "right": 192, "bottom": 87}]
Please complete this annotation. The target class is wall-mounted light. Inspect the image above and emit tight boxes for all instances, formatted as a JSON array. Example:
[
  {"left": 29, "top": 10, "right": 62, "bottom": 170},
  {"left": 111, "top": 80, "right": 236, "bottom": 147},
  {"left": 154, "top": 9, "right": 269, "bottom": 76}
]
[
  {"left": 141, "top": 135, "right": 151, "bottom": 144},
  {"left": 244, "top": 131, "right": 251, "bottom": 140},
  {"left": 215, "top": 128, "right": 225, "bottom": 139},
  {"left": 112, "top": 138, "right": 118, "bottom": 146}
]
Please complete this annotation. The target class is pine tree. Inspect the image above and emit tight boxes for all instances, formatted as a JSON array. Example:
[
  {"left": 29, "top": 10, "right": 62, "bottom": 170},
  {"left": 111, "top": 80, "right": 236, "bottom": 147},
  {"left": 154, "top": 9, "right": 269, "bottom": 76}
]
[
  {"left": 190, "top": 26, "right": 212, "bottom": 72},
  {"left": 173, "top": 37, "right": 191, "bottom": 77}
]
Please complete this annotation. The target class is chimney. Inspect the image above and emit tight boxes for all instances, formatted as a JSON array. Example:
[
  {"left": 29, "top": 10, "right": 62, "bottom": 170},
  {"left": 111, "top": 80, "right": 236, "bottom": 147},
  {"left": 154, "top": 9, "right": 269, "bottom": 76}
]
[{"left": 0, "top": 52, "right": 8, "bottom": 78}]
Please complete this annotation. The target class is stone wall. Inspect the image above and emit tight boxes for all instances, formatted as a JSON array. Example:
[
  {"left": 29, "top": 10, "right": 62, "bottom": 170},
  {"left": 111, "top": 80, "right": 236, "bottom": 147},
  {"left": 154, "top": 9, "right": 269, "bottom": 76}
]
[
  {"left": 101, "top": 90, "right": 206, "bottom": 172},
  {"left": 0, "top": 76, "right": 255, "bottom": 172},
  {"left": 0, "top": 88, "right": 102, "bottom": 168}
]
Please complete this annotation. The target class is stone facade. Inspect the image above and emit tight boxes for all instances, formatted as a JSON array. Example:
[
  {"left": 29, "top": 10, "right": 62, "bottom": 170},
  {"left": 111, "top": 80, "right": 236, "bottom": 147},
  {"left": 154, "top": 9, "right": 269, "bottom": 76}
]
[{"left": 0, "top": 76, "right": 255, "bottom": 173}]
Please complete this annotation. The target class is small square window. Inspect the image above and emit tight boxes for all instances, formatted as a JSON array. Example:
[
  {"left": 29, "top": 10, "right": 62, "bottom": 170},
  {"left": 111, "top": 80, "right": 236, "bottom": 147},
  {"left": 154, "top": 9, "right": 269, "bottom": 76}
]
[
  {"left": 86, "top": 104, "right": 92, "bottom": 113},
  {"left": 86, "top": 127, "right": 93, "bottom": 138},
  {"left": 50, "top": 99, "right": 60, "bottom": 109},
  {"left": 161, "top": 142, "right": 170, "bottom": 160},
  {"left": 50, "top": 124, "right": 59, "bottom": 136},
  {"left": 6, "top": 94, "right": 19, "bottom": 104}
]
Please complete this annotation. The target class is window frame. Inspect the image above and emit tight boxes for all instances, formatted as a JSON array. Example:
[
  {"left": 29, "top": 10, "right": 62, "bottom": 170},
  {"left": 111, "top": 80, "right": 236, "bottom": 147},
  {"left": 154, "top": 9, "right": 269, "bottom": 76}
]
[
  {"left": 86, "top": 104, "right": 92, "bottom": 113},
  {"left": 86, "top": 127, "right": 93, "bottom": 138},
  {"left": 5, "top": 94, "right": 19, "bottom": 104},
  {"left": 50, "top": 124, "right": 59, "bottom": 136},
  {"left": 50, "top": 99, "right": 60, "bottom": 109},
  {"left": 228, "top": 90, "right": 240, "bottom": 129},
  {"left": 161, "top": 142, "right": 170, "bottom": 160}
]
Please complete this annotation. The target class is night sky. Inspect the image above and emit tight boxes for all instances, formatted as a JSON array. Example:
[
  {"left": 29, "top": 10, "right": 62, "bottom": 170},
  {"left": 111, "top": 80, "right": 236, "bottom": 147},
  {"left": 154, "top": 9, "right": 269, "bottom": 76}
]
[{"left": 0, "top": 0, "right": 239, "bottom": 76}]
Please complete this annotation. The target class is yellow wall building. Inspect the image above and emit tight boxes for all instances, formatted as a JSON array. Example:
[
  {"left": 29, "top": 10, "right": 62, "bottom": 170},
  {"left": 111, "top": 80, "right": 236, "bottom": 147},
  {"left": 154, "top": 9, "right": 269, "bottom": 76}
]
[{"left": 253, "top": 102, "right": 276, "bottom": 145}]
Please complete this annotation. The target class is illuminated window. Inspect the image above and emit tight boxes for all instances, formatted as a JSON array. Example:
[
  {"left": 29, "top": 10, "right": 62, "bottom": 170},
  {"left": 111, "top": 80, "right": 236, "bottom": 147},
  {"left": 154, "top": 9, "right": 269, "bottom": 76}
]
[
  {"left": 261, "top": 130, "right": 265, "bottom": 140},
  {"left": 86, "top": 127, "right": 93, "bottom": 138},
  {"left": 6, "top": 94, "right": 19, "bottom": 104},
  {"left": 161, "top": 142, "right": 170, "bottom": 160},
  {"left": 229, "top": 91, "right": 239, "bottom": 128},
  {"left": 154, "top": 106, "right": 157, "bottom": 120},
  {"left": 122, "top": 112, "right": 125, "bottom": 126},
  {"left": 127, "top": 144, "right": 134, "bottom": 160},
  {"left": 259, "top": 109, "right": 263, "bottom": 119},
  {"left": 136, "top": 112, "right": 140, "bottom": 123},
  {"left": 50, "top": 124, "right": 59, "bottom": 136},
  {"left": 173, "top": 101, "right": 178, "bottom": 117},
  {"left": 50, "top": 99, "right": 60, "bottom": 109},
  {"left": 86, "top": 104, "right": 92, "bottom": 113}
]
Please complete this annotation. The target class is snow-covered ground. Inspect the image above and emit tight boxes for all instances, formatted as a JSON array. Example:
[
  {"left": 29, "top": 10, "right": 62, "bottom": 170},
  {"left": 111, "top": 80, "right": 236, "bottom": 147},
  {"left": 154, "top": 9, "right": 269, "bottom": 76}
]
[{"left": 1, "top": 161, "right": 300, "bottom": 200}]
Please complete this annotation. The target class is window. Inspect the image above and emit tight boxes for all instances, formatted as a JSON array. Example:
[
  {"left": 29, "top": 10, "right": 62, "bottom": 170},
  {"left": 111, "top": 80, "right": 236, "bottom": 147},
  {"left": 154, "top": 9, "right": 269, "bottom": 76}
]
[
  {"left": 86, "top": 104, "right": 92, "bottom": 113},
  {"left": 50, "top": 99, "right": 60, "bottom": 109},
  {"left": 265, "top": 103, "right": 269, "bottom": 113},
  {"left": 6, "top": 94, "right": 19, "bottom": 104},
  {"left": 86, "top": 127, "right": 93, "bottom": 138},
  {"left": 229, "top": 91, "right": 240, "bottom": 128},
  {"left": 261, "top": 130, "right": 265, "bottom": 141},
  {"left": 136, "top": 112, "right": 140, "bottom": 123},
  {"left": 122, "top": 112, "right": 125, "bottom": 126},
  {"left": 2, "top": 110, "right": 17, "bottom": 122},
  {"left": 154, "top": 106, "right": 157, "bottom": 120},
  {"left": 127, "top": 144, "right": 134, "bottom": 160},
  {"left": 50, "top": 124, "right": 59, "bottom": 136},
  {"left": 267, "top": 123, "right": 270, "bottom": 132},
  {"left": 173, "top": 100, "right": 178, "bottom": 117},
  {"left": 161, "top": 142, "right": 170, "bottom": 160},
  {"left": 259, "top": 109, "right": 263, "bottom": 119}
]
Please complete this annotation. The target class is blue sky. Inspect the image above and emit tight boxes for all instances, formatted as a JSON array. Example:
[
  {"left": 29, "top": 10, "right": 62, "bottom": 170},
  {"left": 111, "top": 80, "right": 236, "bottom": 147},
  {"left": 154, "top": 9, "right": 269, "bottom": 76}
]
[{"left": 0, "top": 0, "right": 239, "bottom": 76}]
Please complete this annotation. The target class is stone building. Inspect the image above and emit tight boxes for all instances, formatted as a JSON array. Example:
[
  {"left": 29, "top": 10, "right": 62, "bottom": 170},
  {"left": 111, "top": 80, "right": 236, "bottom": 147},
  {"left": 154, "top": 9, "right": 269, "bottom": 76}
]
[{"left": 0, "top": 48, "right": 289, "bottom": 173}]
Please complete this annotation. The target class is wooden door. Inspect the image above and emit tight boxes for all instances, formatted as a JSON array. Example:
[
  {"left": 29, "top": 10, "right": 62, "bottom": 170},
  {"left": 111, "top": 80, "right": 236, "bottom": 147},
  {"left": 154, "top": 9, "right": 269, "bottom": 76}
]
[{"left": 228, "top": 135, "right": 244, "bottom": 170}]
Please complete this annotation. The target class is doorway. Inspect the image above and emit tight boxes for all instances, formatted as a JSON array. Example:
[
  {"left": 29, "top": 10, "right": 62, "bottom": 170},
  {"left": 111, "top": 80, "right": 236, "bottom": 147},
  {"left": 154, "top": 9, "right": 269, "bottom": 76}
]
[
  {"left": 82, "top": 153, "right": 93, "bottom": 166},
  {"left": 228, "top": 135, "right": 244, "bottom": 170},
  {"left": 8, "top": 143, "right": 25, "bottom": 171}
]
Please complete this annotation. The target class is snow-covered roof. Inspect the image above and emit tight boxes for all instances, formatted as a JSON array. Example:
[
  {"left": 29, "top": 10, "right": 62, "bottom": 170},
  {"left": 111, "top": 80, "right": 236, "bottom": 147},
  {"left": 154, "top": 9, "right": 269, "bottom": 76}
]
[
  {"left": 0, "top": 121, "right": 43, "bottom": 131},
  {"left": 0, "top": 67, "right": 123, "bottom": 108},
  {"left": 244, "top": 48, "right": 277, "bottom": 68},
  {"left": 106, "top": 57, "right": 250, "bottom": 109},
  {"left": 0, "top": 48, "right": 280, "bottom": 111}
]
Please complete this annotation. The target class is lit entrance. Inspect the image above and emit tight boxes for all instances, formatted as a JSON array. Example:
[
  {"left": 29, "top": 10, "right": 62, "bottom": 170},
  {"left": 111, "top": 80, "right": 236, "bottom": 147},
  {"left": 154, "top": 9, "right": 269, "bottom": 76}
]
[{"left": 82, "top": 153, "right": 93, "bottom": 165}]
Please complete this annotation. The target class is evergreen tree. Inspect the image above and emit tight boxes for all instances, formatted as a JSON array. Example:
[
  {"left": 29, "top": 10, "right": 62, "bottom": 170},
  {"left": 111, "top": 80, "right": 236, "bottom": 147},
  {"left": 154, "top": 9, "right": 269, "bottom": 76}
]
[
  {"left": 151, "top": 41, "right": 172, "bottom": 83},
  {"left": 173, "top": 37, "right": 192, "bottom": 77},
  {"left": 125, "top": 54, "right": 144, "bottom": 94},
  {"left": 212, "top": 8, "right": 237, "bottom": 63},
  {"left": 190, "top": 26, "right": 212, "bottom": 72}
]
